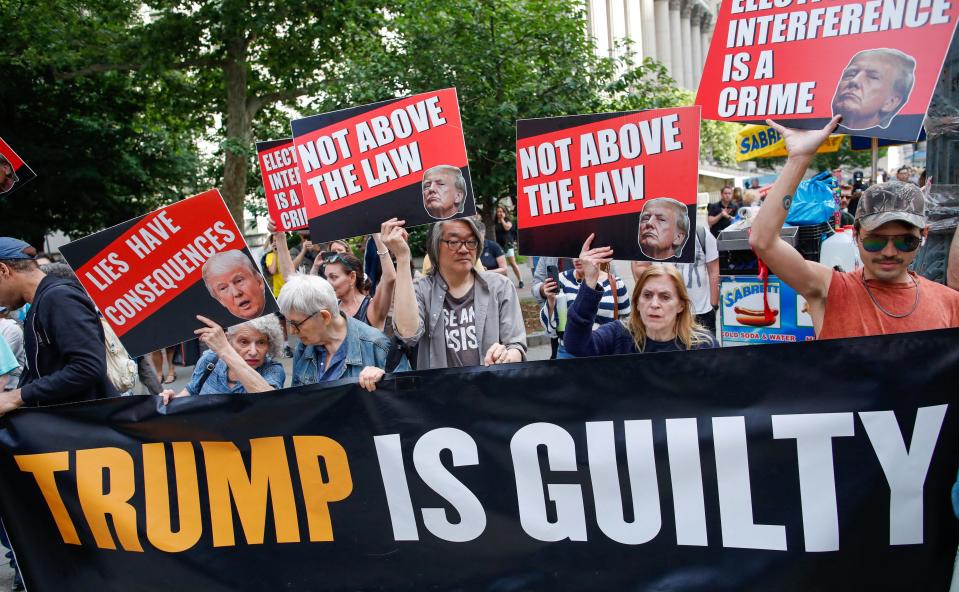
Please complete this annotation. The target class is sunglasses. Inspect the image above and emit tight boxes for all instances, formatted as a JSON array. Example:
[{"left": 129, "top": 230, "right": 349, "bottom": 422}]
[
  {"left": 321, "top": 251, "right": 347, "bottom": 263},
  {"left": 860, "top": 234, "right": 922, "bottom": 253},
  {"left": 288, "top": 311, "right": 318, "bottom": 332}
]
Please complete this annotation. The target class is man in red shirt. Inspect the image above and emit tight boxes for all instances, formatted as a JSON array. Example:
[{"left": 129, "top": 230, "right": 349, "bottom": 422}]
[{"left": 749, "top": 116, "right": 959, "bottom": 338}]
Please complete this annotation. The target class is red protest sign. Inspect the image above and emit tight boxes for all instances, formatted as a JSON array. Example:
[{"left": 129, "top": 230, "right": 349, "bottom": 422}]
[
  {"left": 59, "top": 190, "right": 279, "bottom": 357},
  {"left": 291, "top": 88, "right": 476, "bottom": 242},
  {"left": 696, "top": 0, "right": 959, "bottom": 141},
  {"left": 256, "top": 138, "right": 307, "bottom": 231},
  {"left": 516, "top": 106, "right": 700, "bottom": 262},
  {"left": 0, "top": 137, "right": 36, "bottom": 196}
]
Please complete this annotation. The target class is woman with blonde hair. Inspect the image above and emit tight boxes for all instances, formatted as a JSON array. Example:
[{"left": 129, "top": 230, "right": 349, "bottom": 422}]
[{"left": 564, "top": 258, "right": 715, "bottom": 356}]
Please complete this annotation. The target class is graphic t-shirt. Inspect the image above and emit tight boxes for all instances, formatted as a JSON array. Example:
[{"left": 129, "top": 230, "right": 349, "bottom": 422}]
[{"left": 443, "top": 286, "right": 480, "bottom": 367}]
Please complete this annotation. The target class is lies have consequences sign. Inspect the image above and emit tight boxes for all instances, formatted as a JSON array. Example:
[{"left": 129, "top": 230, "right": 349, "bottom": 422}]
[
  {"left": 59, "top": 190, "right": 278, "bottom": 357},
  {"left": 516, "top": 106, "right": 700, "bottom": 262},
  {"left": 291, "top": 88, "right": 476, "bottom": 242},
  {"left": 696, "top": 0, "right": 959, "bottom": 140}
]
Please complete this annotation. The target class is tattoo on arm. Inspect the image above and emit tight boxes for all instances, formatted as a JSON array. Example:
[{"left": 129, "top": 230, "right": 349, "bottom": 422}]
[{"left": 782, "top": 194, "right": 793, "bottom": 211}]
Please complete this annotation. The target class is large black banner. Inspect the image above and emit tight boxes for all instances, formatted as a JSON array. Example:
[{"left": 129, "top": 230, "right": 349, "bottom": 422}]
[{"left": 0, "top": 329, "right": 957, "bottom": 591}]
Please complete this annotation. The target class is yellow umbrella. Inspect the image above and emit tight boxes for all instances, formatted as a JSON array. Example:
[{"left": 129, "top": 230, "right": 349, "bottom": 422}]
[{"left": 736, "top": 124, "right": 844, "bottom": 162}]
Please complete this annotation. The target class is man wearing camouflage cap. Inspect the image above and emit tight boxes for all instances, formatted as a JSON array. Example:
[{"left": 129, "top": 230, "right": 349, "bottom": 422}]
[{"left": 749, "top": 115, "right": 959, "bottom": 339}]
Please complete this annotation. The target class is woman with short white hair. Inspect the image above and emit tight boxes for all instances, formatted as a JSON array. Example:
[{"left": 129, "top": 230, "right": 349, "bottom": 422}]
[
  {"left": 277, "top": 274, "right": 409, "bottom": 391},
  {"left": 160, "top": 314, "right": 286, "bottom": 403}
]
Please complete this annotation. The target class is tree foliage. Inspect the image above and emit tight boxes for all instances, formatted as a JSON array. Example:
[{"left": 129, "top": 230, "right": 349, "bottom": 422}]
[
  {"left": 0, "top": 0, "right": 202, "bottom": 246},
  {"left": 323, "top": 0, "right": 690, "bottom": 229},
  {"left": 4, "top": 0, "right": 732, "bottom": 245}
]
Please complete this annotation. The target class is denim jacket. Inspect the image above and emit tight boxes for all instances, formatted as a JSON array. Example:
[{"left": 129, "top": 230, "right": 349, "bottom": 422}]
[{"left": 292, "top": 314, "right": 410, "bottom": 387}]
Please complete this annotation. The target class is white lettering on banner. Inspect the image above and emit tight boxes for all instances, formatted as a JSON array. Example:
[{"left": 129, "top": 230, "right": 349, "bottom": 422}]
[
  {"left": 101, "top": 221, "right": 237, "bottom": 327},
  {"left": 727, "top": 0, "right": 951, "bottom": 33},
  {"left": 268, "top": 167, "right": 299, "bottom": 192},
  {"left": 412, "top": 428, "right": 487, "bottom": 542},
  {"left": 712, "top": 416, "right": 788, "bottom": 550},
  {"left": 262, "top": 147, "right": 294, "bottom": 172},
  {"left": 355, "top": 96, "right": 447, "bottom": 153},
  {"left": 370, "top": 406, "right": 946, "bottom": 547},
  {"left": 511, "top": 423, "right": 588, "bottom": 542},
  {"left": 519, "top": 138, "right": 573, "bottom": 180},
  {"left": 297, "top": 129, "right": 352, "bottom": 174},
  {"left": 124, "top": 211, "right": 183, "bottom": 260},
  {"left": 372, "top": 434, "right": 420, "bottom": 541},
  {"left": 718, "top": 82, "right": 817, "bottom": 118},
  {"left": 772, "top": 412, "right": 855, "bottom": 552},
  {"left": 665, "top": 418, "right": 709, "bottom": 546},
  {"left": 859, "top": 404, "right": 947, "bottom": 545},
  {"left": 586, "top": 421, "right": 662, "bottom": 544},
  {"left": 279, "top": 207, "right": 308, "bottom": 230},
  {"left": 523, "top": 114, "right": 680, "bottom": 218}
]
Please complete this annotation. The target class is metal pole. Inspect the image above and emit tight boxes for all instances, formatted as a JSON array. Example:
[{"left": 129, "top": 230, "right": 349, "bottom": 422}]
[{"left": 871, "top": 137, "right": 879, "bottom": 183}]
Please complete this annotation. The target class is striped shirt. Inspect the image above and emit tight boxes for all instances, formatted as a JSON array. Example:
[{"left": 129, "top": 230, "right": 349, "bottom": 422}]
[{"left": 540, "top": 269, "right": 630, "bottom": 342}]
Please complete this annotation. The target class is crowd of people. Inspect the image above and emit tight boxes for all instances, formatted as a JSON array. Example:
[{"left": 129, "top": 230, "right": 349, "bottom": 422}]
[{"left": 0, "top": 119, "right": 957, "bottom": 587}]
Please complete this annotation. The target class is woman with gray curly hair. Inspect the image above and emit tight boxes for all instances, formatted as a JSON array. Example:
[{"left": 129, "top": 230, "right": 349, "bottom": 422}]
[{"left": 160, "top": 314, "right": 286, "bottom": 403}]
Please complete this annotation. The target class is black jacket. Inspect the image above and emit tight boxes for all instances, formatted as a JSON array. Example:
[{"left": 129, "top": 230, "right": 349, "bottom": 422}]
[{"left": 18, "top": 276, "right": 118, "bottom": 404}]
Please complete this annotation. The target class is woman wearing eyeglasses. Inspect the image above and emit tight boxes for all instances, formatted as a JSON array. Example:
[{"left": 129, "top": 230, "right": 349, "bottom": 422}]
[
  {"left": 384, "top": 218, "right": 527, "bottom": 369},
  {"left": 270, "top": 220, "right": 397, "bottom": 332},
  {"left": 276, "top": 274, "right": 410, "bottom": 391}
]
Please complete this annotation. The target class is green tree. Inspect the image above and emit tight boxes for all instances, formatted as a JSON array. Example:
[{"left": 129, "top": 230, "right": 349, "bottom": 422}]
[
  {"left": 47, "top": 0, "right": 390, "bottom": 225},
  {"left": 811, "top": 136, "right": 887, "bottom": 172},
  {"left": 0, "top": 1, "right": 201, "bottom": 245},
  {"left": 320, "top": 0, "right": 687, "bottom": 231}
]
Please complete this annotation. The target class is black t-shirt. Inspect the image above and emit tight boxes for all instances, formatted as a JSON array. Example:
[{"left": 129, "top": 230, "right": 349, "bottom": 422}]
[
  {"left": 480, "top": 240, "right": 504, "bottom": 271},
  {"left": 494, "top": 220, "right": 515, "bottom": 248},
  {"left": 707, "top": 201, "right": 741, "bottom": 236}
]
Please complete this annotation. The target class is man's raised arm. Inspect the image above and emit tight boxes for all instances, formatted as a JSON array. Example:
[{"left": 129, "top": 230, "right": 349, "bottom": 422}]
[{"left": 748, "top": 116, "right": 842, "bottom": 300}]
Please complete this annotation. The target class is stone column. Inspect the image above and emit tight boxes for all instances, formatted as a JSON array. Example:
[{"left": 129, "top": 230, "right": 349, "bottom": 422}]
[
  {"left": 669, "top": 0, "right": 685, "bottom": 87},
  {"left": 654, "top": 0, "right": 672, "bottom": 74},
  {"left": 680, "top": 1, "right": 694, "bottom": 90},
  {"left": 701, "top": 14, "right": 713, "bottom": 67},
  {"left": 691, "top": 5, "right": 703, "bottom": 87},
  {"left": 641, "top": 0, "right": 657, "bottom": 61},
  {"left": 624, "top": 0, "right": 638, "bottom": 59}
]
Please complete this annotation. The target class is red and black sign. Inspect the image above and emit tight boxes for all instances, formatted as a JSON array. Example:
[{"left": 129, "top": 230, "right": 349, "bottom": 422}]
[
  {"left": 696, "top": 0, "right": 959, "bottom": 141},
  {"left": 0, "top": 137, "right": 36, "bottom": 196},
  {"left": 291, "top": 88, "right": 476, "bottom": 243},
  {"left": 256, "top": 138, "right": 307, "bottom": 231},
  {"left": 0, "top": 329, "right": 956, "bottom": 591},
  {"left": 516, "top": 107, "right": 700, "bottom": 262},
  {"left": 59, "top": 190, "right": 278, "bottom": 357}
]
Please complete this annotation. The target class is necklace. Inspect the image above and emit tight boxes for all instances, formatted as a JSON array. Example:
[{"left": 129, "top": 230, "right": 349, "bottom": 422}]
[{"left": 861, "top": 272, "right": 920, "bottom": 319}]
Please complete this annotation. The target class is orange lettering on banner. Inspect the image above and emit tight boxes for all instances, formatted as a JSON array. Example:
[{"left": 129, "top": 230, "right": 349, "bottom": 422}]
[
  {"left": 14, "top": 452, "right": 81, "bottom": 545},
  {"left": 293, "top": 436, "right": 354, "bottom": 542},
  {"left": 76, "top": 448, "right": 144, "bottom": 552},
  {"left": 143, "top": 442, "right": 202, "bottom": 553},
  {"left": 201, "top": 437, "right": 301, "bottom": 547},
  {"left": 15, "top": 436, "right": 354, "bottom": 552}
]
